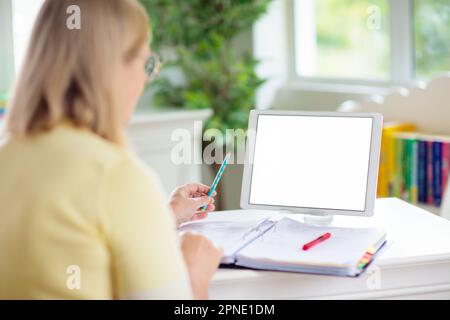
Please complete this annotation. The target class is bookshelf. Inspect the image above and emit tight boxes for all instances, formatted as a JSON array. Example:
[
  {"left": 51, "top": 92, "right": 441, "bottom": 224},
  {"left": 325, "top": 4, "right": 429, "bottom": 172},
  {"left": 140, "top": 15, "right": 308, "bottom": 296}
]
[
  {"left": 0, "top": 93, "right": 6, "bottom": 121},
  {"left": 375, "top": 129, "right": 449, "bottom": 215},
  {"left": 339, "top": 73, "right": 450, "bottom": 218},
  {"left": 0, "top": 93, "right": 7, "bottom": 136}
]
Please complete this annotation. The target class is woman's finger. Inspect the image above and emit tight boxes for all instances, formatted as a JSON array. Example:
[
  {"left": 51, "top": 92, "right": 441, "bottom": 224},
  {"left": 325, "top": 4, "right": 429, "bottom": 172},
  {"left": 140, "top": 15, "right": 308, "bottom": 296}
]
[
  {"left": 193, "top": 196, "right": 212, "bottom": 209},
  {"left": 192, "top": 212, "right": 208, "bottom": 220},
  {"left": 195, "top": 204, "right": 215, "bottom": 215},
  {"left": 185, "top": 183, "right": 211, "bottom": 195},
  {"left": 193, "top": 191, "right": 217, "bottom": 200}
]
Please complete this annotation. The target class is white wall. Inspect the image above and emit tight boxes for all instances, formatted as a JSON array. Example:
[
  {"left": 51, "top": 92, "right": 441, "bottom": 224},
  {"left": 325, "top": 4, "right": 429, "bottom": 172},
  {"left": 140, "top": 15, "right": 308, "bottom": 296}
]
[{"left": 271, "top": 83, "right": 384, "bottom": 111}]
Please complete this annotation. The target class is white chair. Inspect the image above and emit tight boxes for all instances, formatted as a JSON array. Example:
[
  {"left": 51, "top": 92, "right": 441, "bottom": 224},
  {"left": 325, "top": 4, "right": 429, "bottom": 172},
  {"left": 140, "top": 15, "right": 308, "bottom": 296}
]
[{"left": 339, "top": 73, "right": 450, "bottom": 218}]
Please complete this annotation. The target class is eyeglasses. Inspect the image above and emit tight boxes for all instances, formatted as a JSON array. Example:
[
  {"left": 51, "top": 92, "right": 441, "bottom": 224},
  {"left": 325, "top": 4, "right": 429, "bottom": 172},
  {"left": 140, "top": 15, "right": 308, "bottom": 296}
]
[{"left": 145, "top": 53, "right": 163, "bottom": 82}]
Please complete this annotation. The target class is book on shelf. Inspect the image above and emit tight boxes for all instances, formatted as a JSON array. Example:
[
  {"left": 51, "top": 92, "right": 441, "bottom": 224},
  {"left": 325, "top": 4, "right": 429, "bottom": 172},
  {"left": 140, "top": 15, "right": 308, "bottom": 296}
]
[
  {"left": 387, "top": 131, "right": 450, "bottom": 208},
  {"left": 378, "top": 122, "right": 416, "bottom": 197},
  {"left": 0, "top": 93, "right": 7, "bottom": 121}
]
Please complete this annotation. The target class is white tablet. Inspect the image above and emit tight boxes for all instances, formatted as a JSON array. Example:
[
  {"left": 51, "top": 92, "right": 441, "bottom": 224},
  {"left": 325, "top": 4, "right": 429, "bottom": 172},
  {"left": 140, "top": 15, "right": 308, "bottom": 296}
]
[{"left": 241, "top": 110, "right": 383, "bottom": 217}]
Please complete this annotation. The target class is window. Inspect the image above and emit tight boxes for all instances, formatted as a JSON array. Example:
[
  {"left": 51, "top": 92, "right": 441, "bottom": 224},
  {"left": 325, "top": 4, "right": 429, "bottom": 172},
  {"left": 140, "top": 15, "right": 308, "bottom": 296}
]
[
  {"left": 414, "top": 0, "right": 450, "bottom": 78},
  {"left": 294, "top": 0, "right": 390, "bottom": 80},
  {"left": 12, "top": 0, "right": 44, "bottom": 73},
  {"left": 293, "top": 0, "right": 450, "bottom": 83}
]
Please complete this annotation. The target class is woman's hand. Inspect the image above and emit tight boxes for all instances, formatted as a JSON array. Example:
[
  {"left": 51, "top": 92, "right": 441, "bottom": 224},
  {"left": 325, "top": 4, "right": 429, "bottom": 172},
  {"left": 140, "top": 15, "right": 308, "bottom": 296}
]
[
  {"left": 180, "top": 232, "right": 223, "bottom": 299},
  {"left": 169, "top": 183, "right": 216, "bottom": 226}
]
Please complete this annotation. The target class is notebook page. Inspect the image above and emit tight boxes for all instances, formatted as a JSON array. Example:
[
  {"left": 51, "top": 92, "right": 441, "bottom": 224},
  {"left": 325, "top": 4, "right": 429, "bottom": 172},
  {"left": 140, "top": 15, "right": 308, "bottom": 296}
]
[
  {"left": 177, "top": 219, "right": 275, "bottom": 263},
  {"left": 236, "top": 217, "right": 386, "bottom": 268}
]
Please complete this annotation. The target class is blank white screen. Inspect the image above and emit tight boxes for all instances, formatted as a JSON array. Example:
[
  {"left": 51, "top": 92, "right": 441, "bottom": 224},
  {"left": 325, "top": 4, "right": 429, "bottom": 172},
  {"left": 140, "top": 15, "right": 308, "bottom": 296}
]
[{"left": 249, "top": 115, "right": 373, "bottom": 212}]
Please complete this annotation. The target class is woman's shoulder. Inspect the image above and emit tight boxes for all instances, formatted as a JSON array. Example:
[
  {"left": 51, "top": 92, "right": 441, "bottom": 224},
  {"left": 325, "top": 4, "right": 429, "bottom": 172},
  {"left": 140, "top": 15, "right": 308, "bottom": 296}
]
[
  {"left": 40, "top": 123, "right": 148, "bottom": 173},
  {"left": 1, "top": 123, "right": 154, "bottom": 182},
  {"left": 49, "top": 123, "right": 127, "bottom": 166},
  {"left": 57, "top": 125, "right": 163, "bottom": 190},
  {"left": 56, "top": 124, "right": 160, "bottom": 184},
  {"left": 0, "top": 122, "right": 164, "bottom": 197}
]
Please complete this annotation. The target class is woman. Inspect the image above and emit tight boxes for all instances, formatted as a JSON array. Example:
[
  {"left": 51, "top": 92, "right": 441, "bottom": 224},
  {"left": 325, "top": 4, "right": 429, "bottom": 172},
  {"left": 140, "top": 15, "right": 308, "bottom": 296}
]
[{"left": 0, "top": 0, "right": 222, "bottom": 299}]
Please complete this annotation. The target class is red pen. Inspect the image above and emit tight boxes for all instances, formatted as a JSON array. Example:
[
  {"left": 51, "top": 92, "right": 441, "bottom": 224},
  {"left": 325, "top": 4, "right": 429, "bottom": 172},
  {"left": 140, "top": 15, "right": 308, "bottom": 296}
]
[{"left": 302, "top": 232, "right": 331, "bottom": 251}]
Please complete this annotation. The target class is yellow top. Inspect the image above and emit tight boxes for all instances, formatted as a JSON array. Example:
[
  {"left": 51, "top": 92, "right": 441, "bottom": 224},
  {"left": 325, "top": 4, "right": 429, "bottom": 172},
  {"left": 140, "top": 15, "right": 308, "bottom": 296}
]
[{"left": 0, "top": 124, "right": 192, "bottom": 299}]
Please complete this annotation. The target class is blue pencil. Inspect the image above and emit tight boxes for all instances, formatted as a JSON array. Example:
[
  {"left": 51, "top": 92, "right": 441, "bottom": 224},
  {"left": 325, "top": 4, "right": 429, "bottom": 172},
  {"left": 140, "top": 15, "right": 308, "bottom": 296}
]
[{"left": 201, "top": 153, "right": 231, "bottom": 211}]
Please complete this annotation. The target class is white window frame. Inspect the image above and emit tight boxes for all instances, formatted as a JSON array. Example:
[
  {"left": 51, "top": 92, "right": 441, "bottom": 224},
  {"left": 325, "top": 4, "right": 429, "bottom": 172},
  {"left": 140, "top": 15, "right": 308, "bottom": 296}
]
[
  {"left": 0, "top": 0, "right": 15, "bottom": 94},
  {"left": 288, "top": 0, "right": 415, "bottom": 88}
]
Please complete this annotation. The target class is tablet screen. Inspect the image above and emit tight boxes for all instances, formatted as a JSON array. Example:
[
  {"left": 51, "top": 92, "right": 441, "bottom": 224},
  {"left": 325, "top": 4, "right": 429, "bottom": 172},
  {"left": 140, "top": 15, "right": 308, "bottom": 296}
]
[{"left": 249, "top": 114, "right": 373, "bottom": 212}]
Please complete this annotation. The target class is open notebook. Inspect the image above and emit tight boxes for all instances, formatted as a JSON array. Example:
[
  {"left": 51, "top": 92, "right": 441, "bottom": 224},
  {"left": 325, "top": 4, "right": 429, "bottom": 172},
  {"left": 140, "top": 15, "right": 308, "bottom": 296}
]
[{"left": 178, "top": 217, "right": 386, "bottom": 277}]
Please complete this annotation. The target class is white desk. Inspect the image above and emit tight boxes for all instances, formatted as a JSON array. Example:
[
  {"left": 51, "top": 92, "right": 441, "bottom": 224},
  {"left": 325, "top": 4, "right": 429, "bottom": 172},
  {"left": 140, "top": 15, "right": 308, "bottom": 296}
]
[{"left": 208, "top": 198, "right": 450, "bottom": 300}]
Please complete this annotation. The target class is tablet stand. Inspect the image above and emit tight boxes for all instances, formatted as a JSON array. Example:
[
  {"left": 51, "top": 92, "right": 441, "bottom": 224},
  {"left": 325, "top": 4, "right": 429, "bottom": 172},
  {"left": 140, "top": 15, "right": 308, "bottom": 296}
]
[
  {"left": 303, "top": 213, "right": 334, "bottom": 226},
  {"left": 281, "top": 209, "right": 335, "bottom": 226}
]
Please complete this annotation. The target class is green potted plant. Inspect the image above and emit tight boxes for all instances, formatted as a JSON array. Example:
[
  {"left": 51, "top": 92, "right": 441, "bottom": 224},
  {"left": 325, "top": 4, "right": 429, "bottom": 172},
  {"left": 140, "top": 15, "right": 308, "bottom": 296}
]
[{"left": 139, "top": 0, "right": 271, "bottom": 209}]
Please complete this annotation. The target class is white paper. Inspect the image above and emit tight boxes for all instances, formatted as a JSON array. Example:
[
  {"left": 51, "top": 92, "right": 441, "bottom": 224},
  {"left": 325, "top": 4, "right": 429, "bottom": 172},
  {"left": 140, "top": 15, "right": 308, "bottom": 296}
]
[
  {"left": 177, "top": 219, "right": 275, "bottom": 263},
  {"left": 236, "top": 217, "right": 385, "bottom": 269}
]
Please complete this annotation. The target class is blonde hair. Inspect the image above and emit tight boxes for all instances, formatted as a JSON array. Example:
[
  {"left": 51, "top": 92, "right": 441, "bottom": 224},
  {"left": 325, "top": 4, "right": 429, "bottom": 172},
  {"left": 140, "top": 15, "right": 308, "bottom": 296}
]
[{"left": 6, "top": 0, "right": 150, "bottom": 145}]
